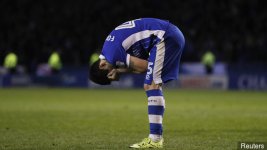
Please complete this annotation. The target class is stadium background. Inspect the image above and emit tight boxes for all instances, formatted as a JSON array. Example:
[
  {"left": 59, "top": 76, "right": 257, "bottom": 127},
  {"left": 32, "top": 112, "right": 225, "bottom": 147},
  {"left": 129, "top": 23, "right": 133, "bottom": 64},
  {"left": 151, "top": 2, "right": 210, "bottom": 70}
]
[
  {"left": 1, "top": 0, "right": 266, "bottom": 89},
  {"left": 0, "top": 0, "right": 266, "bottom": 66}
]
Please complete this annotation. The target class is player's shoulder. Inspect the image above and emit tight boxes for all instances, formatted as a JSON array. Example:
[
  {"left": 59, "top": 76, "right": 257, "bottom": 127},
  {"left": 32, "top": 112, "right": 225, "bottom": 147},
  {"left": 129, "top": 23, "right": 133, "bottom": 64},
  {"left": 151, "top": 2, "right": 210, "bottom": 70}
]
[
  {"left": 140, "top": 18, "right": 170, "bottom": 31},
  {"left": 111, "top": 18, "right": 169, "bottom": 35},
  {"left": 104, "top": 18, "right": 170, "bottom": 46},
  {"left": 114, "top": 18, "right": 169, "bottom": 29}
]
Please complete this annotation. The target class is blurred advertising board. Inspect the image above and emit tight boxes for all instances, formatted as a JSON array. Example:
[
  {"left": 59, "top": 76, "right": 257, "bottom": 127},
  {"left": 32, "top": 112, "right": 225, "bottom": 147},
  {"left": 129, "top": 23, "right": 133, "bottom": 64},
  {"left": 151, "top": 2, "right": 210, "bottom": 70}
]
[
  {"left": 228, "top": 64, "right": 267, "bottom": 90},
  {"left": 0, "top": 66, "right": 88, "bottom": 87}
]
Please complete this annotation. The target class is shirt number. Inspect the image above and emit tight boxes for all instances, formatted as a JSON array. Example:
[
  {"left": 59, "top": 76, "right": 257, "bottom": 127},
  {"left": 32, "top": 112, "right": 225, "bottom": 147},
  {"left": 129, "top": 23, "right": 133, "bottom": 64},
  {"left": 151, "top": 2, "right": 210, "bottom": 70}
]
[{"left": 146, "top": 62, "right": 153, "bottom": 80}]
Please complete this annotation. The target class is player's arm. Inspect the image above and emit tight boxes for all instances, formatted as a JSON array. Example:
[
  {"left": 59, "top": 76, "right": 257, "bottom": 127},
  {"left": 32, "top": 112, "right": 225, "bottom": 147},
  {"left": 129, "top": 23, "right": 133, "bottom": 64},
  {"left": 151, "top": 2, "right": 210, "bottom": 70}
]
[
  {"left": 107, "top": 56, "right": 148, "bottom": 80},
  {"left": 115, "top": 56, "right": 148, "bottom": 74},
  {"left": 128, "top": 56, "right": 148, "bottom": 73}
]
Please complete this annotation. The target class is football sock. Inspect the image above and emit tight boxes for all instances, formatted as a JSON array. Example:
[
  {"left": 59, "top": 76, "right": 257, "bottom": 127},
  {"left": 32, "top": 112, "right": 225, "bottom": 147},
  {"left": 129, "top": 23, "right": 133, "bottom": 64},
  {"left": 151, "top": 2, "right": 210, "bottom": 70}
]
[{"left": 146, "top": 89, "right": 165, "bottom": 142}]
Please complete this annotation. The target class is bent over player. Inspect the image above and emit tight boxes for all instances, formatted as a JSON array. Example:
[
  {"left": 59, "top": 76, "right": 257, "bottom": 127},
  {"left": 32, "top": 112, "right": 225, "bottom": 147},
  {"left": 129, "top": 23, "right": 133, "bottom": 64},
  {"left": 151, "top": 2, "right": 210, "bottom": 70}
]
[{"left": 90, "top": 18, "right": 185, "bottom": 148}]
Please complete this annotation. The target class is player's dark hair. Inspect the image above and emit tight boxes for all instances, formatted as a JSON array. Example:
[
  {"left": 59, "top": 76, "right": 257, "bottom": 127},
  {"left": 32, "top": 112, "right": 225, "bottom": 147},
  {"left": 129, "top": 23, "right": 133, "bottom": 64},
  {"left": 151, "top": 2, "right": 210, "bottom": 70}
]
[{"left": 89, "top": 59, "right": 111, "bottom": 85}]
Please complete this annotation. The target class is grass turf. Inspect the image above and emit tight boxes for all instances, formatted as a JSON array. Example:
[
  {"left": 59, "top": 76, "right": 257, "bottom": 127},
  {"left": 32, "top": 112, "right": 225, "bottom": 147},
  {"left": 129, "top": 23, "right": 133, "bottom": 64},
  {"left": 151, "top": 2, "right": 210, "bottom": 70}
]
[{"left": 0, "top": 88, "right": 266, "bottom": 150}]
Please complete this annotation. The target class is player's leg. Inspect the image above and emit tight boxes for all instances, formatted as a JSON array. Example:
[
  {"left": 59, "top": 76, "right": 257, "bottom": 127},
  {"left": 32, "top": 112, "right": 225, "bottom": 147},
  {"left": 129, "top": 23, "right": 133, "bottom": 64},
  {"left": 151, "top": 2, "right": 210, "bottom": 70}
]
[
  {"left": 144, "top": 82, "right": 165, "bottom": 142},
  {"left": 130, "top": 42, "right": 165, "bottom": 149},
  {"left": 129, "top": 82, "right": 164, "bottom": 148},
  {"left": 143, "top": 40, "right": 166, "bottom": 144}
]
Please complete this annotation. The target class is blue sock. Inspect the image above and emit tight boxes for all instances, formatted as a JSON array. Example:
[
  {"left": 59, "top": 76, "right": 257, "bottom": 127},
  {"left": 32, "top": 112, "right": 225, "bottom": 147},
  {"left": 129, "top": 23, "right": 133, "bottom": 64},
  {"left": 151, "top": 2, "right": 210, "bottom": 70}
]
[{"left": 146, "top": 89, "right": 165, "bottom": 142}]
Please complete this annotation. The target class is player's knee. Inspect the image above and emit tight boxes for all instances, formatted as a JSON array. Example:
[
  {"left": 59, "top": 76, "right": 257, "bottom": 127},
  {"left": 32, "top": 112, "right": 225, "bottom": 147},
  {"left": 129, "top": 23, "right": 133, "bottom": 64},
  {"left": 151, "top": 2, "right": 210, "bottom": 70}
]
[
  {"left": 144, "top": 83, "right": 161, "bottom": 91},
  {"left": 144, "top": 84, "right": 150, "bottom": 91}
]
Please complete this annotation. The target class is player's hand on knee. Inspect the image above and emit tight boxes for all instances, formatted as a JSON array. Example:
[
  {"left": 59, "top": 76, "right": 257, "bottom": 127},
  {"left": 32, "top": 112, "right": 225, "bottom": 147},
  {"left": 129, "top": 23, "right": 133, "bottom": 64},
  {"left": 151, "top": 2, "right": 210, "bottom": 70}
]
[{"left": 107, "top": 69, "right": 120, "bottom": 81}]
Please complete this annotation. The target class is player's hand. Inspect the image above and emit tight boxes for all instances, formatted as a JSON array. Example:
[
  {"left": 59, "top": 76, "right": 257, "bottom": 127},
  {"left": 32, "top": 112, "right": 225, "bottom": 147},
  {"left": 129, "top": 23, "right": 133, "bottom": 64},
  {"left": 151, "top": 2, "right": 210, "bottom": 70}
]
[{"left": 107, "top": 69, "right": 120, "bottom": 81}]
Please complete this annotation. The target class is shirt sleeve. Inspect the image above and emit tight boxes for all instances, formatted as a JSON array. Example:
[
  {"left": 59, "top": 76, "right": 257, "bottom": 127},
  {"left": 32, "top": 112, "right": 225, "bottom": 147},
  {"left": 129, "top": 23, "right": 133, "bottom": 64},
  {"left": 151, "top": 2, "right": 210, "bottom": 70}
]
[{"left": 101, "top": 41, "right": 126, "bottom": 67}]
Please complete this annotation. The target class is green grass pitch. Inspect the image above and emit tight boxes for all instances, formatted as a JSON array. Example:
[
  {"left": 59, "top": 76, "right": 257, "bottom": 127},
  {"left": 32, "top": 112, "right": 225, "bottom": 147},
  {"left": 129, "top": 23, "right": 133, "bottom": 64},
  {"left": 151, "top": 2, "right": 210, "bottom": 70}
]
[{"left": 0, "top": 88, "right": 266, "bottom": 150}]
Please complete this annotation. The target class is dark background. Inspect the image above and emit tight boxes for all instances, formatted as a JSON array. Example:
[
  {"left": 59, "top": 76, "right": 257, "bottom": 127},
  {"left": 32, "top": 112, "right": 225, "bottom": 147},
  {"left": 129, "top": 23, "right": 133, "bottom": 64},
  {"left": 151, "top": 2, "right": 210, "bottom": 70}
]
[{"left": 0, "top": 0, "right": 266, "bottom": 72}]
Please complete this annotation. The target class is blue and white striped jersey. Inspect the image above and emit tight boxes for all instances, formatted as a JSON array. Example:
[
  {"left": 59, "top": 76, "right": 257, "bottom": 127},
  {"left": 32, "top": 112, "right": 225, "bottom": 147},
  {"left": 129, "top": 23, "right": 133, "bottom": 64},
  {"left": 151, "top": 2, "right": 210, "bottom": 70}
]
[{"left": 100, "top": 18, "right": 170, "bottom": 67}]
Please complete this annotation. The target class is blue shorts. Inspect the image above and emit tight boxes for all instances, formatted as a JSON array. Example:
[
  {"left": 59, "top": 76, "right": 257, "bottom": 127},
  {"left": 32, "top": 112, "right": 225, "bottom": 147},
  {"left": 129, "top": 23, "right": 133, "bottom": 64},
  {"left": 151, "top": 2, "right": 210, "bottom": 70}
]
[{"left": 144, "top": 23, "right": 185, "bottom": 85}]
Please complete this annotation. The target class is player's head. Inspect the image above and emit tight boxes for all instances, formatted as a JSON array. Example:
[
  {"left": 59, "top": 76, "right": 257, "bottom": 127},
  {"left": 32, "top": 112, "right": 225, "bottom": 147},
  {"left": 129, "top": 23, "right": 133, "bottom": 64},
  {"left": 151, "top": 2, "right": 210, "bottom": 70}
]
[{"left": 89, "top": 59, "right": 112, "bottom": 85}]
